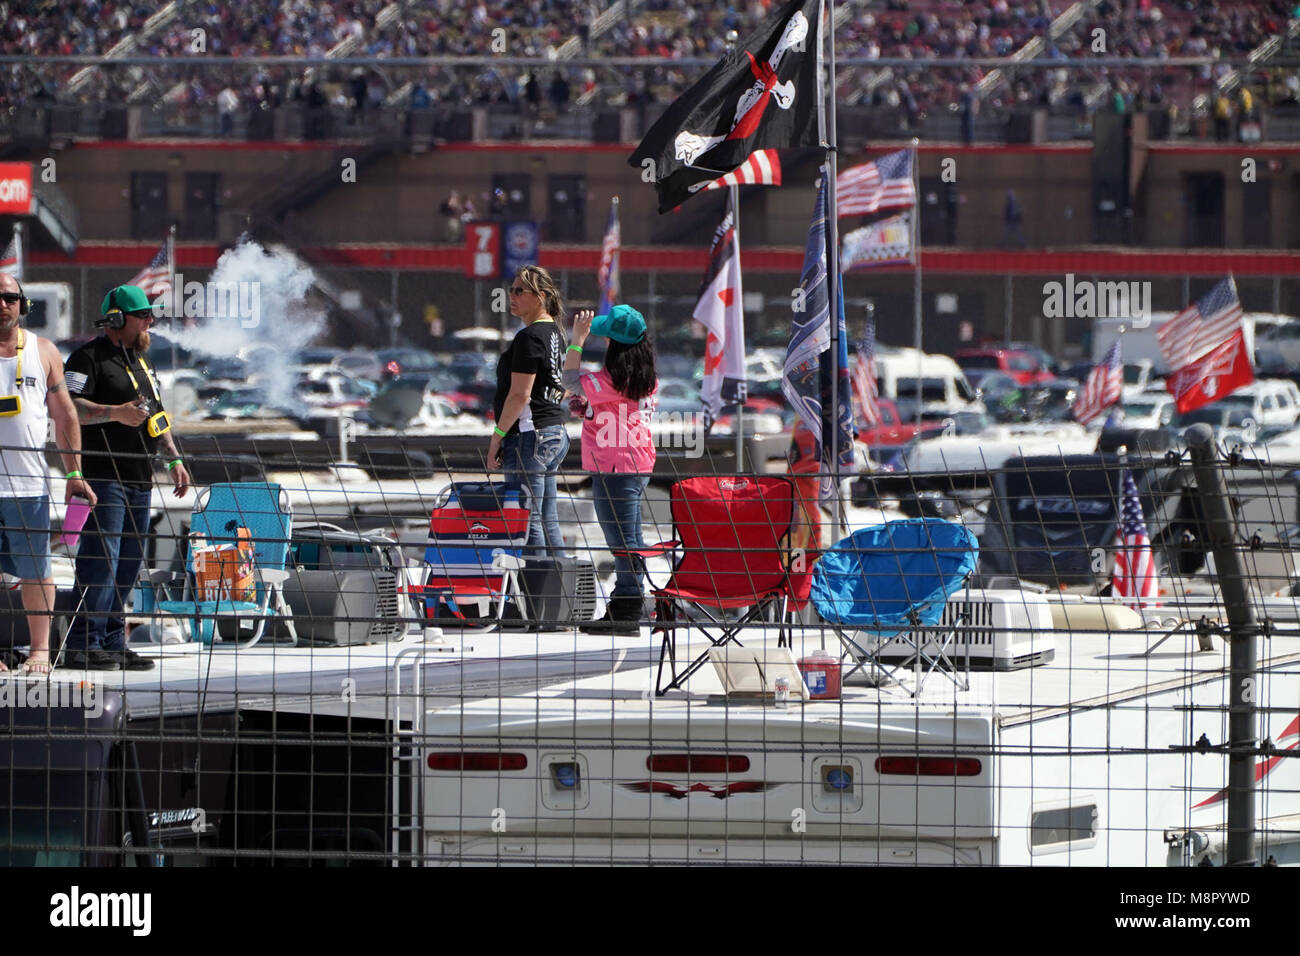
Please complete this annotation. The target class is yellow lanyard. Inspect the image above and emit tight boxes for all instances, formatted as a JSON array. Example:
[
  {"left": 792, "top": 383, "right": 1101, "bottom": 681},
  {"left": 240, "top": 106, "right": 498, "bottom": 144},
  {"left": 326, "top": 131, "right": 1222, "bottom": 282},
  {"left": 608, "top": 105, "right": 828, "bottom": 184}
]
[
  {"left": 10, "top": 329, "right": 22, "bottom": 391},
  {"left": 121, "top": 348, "right": 160, "bottom": 403}
]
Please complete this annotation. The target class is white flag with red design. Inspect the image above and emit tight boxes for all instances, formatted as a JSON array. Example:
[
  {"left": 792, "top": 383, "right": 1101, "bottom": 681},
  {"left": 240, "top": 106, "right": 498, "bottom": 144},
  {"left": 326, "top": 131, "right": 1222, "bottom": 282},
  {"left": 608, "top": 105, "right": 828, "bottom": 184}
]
[{"left": 693, "top": 193, "right": 746, "bottom": 426}]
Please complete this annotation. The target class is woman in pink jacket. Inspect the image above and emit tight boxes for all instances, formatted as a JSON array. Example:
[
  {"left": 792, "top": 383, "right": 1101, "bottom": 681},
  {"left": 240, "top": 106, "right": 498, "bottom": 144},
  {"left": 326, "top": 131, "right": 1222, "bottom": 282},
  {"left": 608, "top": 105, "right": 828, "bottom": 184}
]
[{"left": 563, "top": 304, "right": 657, "bottom": 635}]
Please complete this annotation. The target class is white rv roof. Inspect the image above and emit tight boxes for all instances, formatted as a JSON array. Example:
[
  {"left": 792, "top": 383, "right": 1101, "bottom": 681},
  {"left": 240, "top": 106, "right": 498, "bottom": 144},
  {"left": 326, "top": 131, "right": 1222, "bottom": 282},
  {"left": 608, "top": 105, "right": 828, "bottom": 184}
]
[{"left": 438, "top": 605, "right": 1300, "bottom": 734}]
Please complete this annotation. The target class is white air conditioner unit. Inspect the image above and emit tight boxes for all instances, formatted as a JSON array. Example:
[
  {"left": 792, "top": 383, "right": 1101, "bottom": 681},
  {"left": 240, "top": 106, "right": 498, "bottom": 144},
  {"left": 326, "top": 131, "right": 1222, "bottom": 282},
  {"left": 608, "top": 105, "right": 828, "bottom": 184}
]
[{"left": 874, "top": 589, "right": 1056, "bottom": 671}]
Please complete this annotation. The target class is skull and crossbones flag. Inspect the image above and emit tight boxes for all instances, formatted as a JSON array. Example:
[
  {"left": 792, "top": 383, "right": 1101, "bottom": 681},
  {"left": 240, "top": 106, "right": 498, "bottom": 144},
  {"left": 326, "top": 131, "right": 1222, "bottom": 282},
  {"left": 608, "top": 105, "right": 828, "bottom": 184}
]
[{"left": 628, "top": 0, "right": 822, "bottom": 213}]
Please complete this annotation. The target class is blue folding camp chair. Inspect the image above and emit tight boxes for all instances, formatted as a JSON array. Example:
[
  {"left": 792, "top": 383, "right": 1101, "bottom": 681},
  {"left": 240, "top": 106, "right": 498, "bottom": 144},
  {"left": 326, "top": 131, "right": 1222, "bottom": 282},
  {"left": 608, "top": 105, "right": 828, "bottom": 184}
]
[
  {"left": 149, "top": 482, "right": 299, "bottom": 648},
  {"left": 810, "top": 518, "right": 979, "bottom": 696}
]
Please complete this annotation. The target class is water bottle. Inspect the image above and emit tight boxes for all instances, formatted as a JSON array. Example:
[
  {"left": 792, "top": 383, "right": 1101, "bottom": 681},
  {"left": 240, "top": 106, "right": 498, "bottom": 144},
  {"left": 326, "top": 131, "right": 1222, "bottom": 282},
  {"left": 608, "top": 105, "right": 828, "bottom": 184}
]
[{"left": 774, "top": 676, "right": 790, "bottom": 709}]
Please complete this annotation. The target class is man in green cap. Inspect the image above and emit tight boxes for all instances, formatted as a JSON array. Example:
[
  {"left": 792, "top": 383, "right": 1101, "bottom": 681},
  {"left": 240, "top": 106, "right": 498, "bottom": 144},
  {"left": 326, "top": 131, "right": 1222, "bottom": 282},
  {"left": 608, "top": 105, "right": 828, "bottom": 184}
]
[{"left": 60, "top": 285, "right": 191, "bottom": 671}]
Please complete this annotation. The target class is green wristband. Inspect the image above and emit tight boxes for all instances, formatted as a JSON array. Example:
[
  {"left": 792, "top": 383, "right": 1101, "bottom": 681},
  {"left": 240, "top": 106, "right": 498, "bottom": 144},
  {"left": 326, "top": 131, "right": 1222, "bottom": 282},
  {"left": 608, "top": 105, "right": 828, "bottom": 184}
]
[
  {"left": 493, "top": 426, "right": 507, "bottom": 438},
  {"left": 566, "top": 344, "right": 583, "bottom": 353},
  {"left": 167, "top": 458, "right": 183, "bottom": 470},
  {"left": 66, "top": 470, "right": 83, "bottom": 479}
]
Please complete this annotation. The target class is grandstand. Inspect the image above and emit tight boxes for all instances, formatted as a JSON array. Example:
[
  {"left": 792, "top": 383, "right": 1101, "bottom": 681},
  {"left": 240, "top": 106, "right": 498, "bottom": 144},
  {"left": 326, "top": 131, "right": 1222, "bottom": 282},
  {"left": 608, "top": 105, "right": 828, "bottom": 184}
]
[{"left": 2, "top": 0, "right": 1299, "bottom": 355}]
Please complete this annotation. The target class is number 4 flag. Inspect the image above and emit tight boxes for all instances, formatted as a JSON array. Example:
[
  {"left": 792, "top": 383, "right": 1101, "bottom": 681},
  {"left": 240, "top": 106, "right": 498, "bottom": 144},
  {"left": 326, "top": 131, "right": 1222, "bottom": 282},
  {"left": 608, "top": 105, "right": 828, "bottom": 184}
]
[{"left": 1159, "top": 277, "right": 1253, "bottom": 414}]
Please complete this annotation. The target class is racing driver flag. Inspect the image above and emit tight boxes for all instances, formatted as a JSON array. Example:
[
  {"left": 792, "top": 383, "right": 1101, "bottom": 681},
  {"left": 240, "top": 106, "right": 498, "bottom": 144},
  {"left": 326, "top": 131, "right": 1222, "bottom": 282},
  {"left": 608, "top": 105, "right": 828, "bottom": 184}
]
[{"left": 628, "top": 0, "right": 821, "bottom": 213}]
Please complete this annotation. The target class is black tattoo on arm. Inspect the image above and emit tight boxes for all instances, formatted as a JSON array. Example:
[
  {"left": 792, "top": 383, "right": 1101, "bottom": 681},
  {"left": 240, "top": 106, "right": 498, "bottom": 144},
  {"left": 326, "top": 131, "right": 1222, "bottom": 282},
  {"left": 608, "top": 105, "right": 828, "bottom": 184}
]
[{"left": 73, "top": 397, "right": 112, "bottom": 426}]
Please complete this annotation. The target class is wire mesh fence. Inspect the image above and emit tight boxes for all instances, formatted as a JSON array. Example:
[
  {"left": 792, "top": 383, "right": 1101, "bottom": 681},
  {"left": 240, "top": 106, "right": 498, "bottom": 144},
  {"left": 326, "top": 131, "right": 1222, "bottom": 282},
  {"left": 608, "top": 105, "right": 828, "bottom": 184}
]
[{"left": 2, "top": 421, "right": 1299, "bottom": 866}]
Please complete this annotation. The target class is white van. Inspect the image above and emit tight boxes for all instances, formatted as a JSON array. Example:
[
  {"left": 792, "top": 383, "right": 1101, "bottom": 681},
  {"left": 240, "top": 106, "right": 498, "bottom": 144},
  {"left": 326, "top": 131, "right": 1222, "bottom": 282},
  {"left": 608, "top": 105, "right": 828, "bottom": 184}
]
[{"left": 873, "top": 348, "right": 984, "bottom": 421}]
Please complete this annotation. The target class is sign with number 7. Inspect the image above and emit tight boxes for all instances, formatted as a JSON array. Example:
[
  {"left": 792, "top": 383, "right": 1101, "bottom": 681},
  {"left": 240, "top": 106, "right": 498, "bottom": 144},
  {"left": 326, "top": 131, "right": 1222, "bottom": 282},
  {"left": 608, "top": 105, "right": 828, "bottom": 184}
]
[{"left": 464, "top": 221, "right": 501, "bottom": 279}]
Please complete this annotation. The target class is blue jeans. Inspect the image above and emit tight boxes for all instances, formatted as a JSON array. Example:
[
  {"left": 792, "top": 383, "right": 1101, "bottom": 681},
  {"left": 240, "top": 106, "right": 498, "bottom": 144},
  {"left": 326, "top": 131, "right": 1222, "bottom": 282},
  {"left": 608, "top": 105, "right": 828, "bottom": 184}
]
[
  {"left": 66, "top": 481, "right": 152, "bottom": 652},
  {"left": 502, "top": 425, "right": 570, "bottom": 556},
  {"left": 592, "top": 474, "right": 649, "bottom": 598}
]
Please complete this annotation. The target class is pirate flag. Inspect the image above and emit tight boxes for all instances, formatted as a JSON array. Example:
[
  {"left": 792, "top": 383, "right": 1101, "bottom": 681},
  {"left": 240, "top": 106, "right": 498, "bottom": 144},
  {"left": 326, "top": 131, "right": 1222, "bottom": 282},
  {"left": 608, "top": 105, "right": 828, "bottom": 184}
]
[{"left": 628, "top": 0, "right": 822, "bottom": 213}]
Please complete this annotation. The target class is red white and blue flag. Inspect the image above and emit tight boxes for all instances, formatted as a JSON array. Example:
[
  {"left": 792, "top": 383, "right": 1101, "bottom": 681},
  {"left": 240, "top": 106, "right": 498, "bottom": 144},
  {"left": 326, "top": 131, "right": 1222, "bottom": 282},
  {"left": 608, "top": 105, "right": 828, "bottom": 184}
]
[
  {"left": 1074, "top": 339, "right": 1123, "bottom": 425},
  {"left": 1112, "top": 467, "right": 1158, "bottom": 607},
  {"left": 851, "top": 319, "right": 881, "bottom": 429},
  {"left": 694, "top": 192, "right": 746, "bottom": 426},
  {"left": 1158, "top": 277, "right": 1252, "bottom": 414},
  {"left": 596, "top": 197, "right": 620, "bottom": 316},
  {"left": 782, "top": 169, "right": 854, "bottom": 497},
  {"left": 129, "top": 239, "right": 173, "bottom": 299},
  {"left": 836, "top": 149, "right": 916, "bottom": 218},
  {"left": 0, "top": 231, "right": 21, "bottom": 279}
]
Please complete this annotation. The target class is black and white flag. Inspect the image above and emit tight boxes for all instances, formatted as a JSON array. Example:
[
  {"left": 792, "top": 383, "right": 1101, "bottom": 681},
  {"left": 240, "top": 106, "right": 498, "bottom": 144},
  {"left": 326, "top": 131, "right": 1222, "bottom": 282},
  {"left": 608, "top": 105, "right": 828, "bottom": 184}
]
[{"left": 628, "top": 0, "right": 822, "bottom": 213}]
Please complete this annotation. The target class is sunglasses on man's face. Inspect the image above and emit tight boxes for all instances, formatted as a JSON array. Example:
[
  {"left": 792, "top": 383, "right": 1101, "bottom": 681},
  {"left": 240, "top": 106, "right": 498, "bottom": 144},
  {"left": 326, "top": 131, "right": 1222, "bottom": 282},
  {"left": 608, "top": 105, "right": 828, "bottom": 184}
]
[{"left": 0, "top": 292, "right": 22, "bottom": 304}]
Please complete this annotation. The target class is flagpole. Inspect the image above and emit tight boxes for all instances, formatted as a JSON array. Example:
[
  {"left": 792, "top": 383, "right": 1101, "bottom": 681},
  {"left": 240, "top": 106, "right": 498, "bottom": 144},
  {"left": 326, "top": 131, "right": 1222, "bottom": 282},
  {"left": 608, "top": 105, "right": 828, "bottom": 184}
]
[
  {"left": 13, "top": 221, "right": 23, "bottom": 281},
  {"left": 730, "top": 180, "right": 745, "bottom": 471},
  {"left": 910, "top": 137, "right": 922, "bottom": 425},
  {"left": 168, "top": 224, "right": 178, "bottom": 377},
  {"left": 821, "top": 0, "right": 845, "bottom": 538}
]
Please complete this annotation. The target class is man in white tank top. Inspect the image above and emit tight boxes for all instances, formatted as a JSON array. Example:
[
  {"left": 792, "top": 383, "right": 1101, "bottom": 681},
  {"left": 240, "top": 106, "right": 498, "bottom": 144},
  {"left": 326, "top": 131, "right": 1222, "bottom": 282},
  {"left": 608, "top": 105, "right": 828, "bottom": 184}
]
[{"left": 0, "top": 273, "right": 95, "bottom": 675}]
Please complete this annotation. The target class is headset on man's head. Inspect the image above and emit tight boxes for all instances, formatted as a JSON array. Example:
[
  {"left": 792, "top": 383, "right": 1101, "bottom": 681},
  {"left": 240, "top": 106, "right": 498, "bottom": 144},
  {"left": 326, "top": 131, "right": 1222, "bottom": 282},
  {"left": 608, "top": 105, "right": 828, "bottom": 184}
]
[
  {"left": 5, "top": 279, "right": 30, "bottom": 317},
  {"left": 99, "top": 287, "right": 129, "bottom": 330}
]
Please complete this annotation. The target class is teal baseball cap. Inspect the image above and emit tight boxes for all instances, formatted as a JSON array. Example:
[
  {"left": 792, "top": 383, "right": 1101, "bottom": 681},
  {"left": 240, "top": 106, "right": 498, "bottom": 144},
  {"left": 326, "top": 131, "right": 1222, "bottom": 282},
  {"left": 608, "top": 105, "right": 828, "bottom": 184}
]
[{"left": 589, "top": 304, "right": 647, "bottom": 345}]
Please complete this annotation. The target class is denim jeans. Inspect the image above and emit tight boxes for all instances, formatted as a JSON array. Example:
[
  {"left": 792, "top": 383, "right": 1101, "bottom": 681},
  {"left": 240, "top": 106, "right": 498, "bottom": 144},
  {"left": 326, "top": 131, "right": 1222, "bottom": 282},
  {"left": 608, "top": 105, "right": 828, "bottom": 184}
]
[
  {"left": 591, "top": 473, "right": 649, "bottom": 598},
  {"left": 66, "top": 480, "right": 153, "bottom": 652},
  {"left": 502, "top": 425, "right": 570, "bottom": 556}
]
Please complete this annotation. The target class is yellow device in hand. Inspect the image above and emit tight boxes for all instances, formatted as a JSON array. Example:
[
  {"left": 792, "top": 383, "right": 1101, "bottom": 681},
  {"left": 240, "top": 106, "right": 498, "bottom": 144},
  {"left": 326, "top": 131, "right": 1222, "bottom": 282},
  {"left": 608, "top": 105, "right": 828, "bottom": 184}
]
[{"left": 147, "top": 410, "right": 172, "bottom": 437}]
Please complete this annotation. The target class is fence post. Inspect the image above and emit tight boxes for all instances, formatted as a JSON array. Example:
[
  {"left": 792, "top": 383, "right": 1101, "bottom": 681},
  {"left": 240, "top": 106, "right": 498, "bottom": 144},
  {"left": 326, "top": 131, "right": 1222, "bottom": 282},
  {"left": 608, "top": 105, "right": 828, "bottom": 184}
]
[{"left": 1185, "top": 422, "right": 1257, "bottom": 867}]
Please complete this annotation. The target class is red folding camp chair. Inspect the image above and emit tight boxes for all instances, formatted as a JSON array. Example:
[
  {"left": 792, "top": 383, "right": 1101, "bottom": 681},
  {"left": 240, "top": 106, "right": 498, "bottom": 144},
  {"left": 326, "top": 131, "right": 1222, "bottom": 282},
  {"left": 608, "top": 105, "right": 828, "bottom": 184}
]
[{"left": 632, "top": 475, "right": 810, "bottom": 696}]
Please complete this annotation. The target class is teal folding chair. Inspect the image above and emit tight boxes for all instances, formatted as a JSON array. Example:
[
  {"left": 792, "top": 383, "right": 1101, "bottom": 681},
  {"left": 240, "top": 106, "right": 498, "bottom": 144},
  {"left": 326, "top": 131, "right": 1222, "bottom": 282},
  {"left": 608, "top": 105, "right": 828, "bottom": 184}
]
[{"left": 150, "top": 482, "right": 299, "bottom": 648}]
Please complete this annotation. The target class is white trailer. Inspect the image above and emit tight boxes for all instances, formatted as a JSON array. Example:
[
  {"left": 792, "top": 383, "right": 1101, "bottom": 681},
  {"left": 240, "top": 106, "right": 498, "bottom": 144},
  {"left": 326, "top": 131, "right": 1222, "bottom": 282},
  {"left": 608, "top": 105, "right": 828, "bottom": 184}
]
[{"left": 412, "top": 590, "right": 1300, "bottom": 866}]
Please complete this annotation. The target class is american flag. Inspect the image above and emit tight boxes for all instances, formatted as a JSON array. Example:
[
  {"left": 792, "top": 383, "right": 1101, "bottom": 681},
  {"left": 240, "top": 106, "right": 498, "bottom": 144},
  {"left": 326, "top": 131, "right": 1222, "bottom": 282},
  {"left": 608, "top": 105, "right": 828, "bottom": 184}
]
[
  {"left": 836, "top": 149, "right": 916, "bottom": 218},
  {"left": 0, "top": 232, "right": 21, "bottom": 279},
  {"left": 698, "top": 149, "right": 782, "bottom": 192},
  {"left": 1073, "top": 339, "right": 1123, "bottom": 425},
  {"left": 596, "top": 197, "right": 620, "bottom": 316},
  {"left": 1157, "top": 277, "right": 1243, "bottom": 373},
  {"left": 1112, "top": 467, "right": 1158, "bottom": 607},
  {"left": 129, "top": 240, "right": 172, "bottom": 298},
  {"left": 851, "top": 319, "right": 881, "bottom": 428}
]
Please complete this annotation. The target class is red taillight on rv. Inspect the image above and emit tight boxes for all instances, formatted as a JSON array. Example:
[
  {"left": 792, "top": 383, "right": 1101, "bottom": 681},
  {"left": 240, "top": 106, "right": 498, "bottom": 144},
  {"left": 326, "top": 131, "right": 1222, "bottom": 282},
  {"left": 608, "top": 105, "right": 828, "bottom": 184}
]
[
  {"left": 427, "top": 752, "right": 528, "bottom": 771},
  {"left": 646, "top": 754, "right": 750, "bottom": 773},
  {"left": 875, "top": 756, "right": 982, "bottom": 777}
]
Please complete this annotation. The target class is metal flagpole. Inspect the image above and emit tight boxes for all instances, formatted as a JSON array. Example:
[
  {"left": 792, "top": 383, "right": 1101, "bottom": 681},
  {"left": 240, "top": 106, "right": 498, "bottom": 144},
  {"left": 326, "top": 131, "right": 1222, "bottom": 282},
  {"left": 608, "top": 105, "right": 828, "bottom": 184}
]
[
  {"left": 911, "top": 137, "right": 922, "bottom": 424},
  {"left": 724, "top": 29, "right": 745, "bottom": 472},
  {"left": 731, "top": 180, "right": 745, "bottom": 471},
  {"left": 168, "top": 223, "right": 179, "bottom": 375},
  {"left": 12, "top": 221, "right": 22, "bottom": 279},
  {"left": 820, "top": 0, "right": 845, "bottom": 537}
]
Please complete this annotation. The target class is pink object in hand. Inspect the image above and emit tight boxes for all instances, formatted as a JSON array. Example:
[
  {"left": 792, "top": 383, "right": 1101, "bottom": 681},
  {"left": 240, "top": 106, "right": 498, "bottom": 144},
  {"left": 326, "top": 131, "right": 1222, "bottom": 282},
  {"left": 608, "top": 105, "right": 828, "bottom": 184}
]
[{"left": 61, "top": 496, "right": 92, "bottom": 549}]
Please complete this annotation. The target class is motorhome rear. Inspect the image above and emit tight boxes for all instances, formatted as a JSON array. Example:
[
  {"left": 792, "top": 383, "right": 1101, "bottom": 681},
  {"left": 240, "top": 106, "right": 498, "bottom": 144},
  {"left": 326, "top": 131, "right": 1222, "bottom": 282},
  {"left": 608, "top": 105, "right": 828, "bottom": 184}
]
[{"left": 873, "top": 348, "right": 983, "bottom": 421}]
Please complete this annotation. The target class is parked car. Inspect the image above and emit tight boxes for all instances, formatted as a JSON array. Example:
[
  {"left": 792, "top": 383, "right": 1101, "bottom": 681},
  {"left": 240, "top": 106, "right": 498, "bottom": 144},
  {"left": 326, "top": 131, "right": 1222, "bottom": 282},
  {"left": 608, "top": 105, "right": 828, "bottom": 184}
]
[
  {"left": 954, "top": 348, "right": 1054, "bottom": 386},
  {"left": 858, "top": 398, "right": 944, "bottom": 447},
  {"left": 1121, "top": 394, "right": 1175, "bottom": 430}
]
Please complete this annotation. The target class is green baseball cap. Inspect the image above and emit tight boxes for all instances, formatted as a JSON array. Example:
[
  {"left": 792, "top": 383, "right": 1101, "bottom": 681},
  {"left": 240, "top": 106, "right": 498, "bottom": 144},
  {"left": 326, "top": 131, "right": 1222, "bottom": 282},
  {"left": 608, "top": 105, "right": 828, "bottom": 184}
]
[
  {"left": 101, "top": 285, "right": 152, "bottom": 316},
  {"left": 589, "top": 304, "right": 647, "bottom": 345}
]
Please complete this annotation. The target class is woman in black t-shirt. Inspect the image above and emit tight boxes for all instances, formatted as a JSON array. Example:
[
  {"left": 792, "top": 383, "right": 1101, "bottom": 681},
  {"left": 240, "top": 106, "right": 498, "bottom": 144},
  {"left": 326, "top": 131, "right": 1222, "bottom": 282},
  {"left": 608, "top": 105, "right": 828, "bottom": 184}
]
[{"left": 488, "top": 265, "right": 571, "bottom": 556}]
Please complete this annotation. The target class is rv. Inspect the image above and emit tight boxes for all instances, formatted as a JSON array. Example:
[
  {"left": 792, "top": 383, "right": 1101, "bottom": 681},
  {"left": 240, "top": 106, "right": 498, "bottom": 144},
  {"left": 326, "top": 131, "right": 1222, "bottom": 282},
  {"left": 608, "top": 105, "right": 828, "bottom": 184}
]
[
  {"left": 20, "top": 281, "right": 74, "bottom": 342},
  {"left": 416, "top": 592, "right": 1300, "bottom": 866}
]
